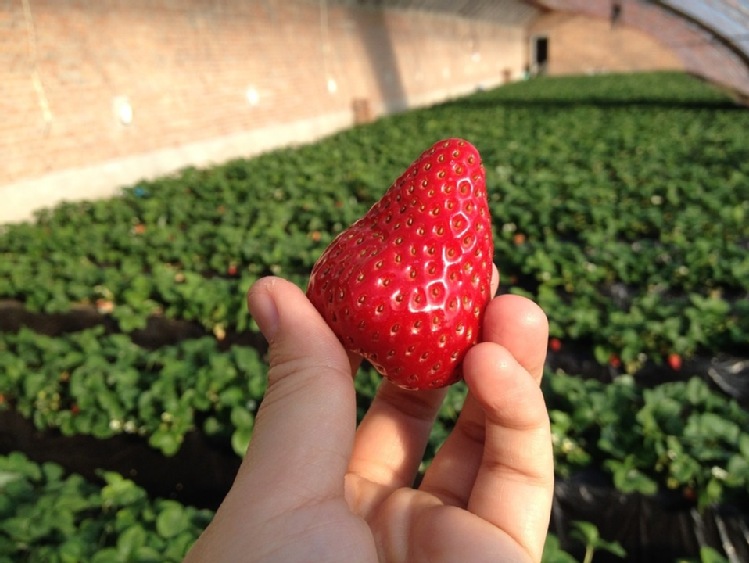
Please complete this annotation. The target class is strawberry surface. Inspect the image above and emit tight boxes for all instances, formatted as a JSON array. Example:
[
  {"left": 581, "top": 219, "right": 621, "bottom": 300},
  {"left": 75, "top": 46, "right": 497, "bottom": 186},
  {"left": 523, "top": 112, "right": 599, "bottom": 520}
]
[{"left": 306, "top": 138, "right": 494, "bottom": 390}]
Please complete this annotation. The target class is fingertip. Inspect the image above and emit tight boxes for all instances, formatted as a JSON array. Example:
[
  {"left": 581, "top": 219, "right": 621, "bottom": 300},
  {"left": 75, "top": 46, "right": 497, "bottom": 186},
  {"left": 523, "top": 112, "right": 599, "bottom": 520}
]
[
  {"left": 247, "top": 276, "right": 350, "bottom": 374},
  {"left": 490, "top": 264, "right": 500, "bottom": 296},
  {"left": 462, "top": 341, "right": 547, "bottom": 430},
  {"left": 247, "top": 276, "right": 282, "bottom": 341},
  {"left": 486, "top": 294, "right": 548, "bottom": 334},
  {"left": 482, "top": 294, "right": 549, "bottom": 382}
]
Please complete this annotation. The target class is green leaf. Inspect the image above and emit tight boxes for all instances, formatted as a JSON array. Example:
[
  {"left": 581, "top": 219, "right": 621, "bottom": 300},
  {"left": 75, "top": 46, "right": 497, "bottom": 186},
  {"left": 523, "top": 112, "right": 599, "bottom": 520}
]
[
  {"left": 156, "top": 502, "right": 190, "bottom": 539},
  {"left": 59, "top": 538, "right": 89, "bottom": 562},
  {"left": 605, "top": 458, "right": 658, "bottom": 495},
  {"left": 692, "top": 546, "right": 730, "bottom": 563},
  {"left": 230, "top": 406, "right": 253, "bottom": 429},
  {"left": 149, "top": 429, "right": 183, "bottom": 456},
  {"left": 569, "top": 521, "right": 599, "bottom": 545},
  {"left": 598, "top": 539, "right": 627, "bottom": 557},
  {"left": 739, "top": 434, "right": 749, "bottom": 458},
  {"left": 542, "top": 533, "right": 577, "bottom": 563},
  {"left": 117, "top": 525, "right": 147, "bottom": 559},
  {"left": 100, "top": 472, "right": 147, "bottom": 507},
  {"left": 231, "top": 426, "right": 253, "bottom": 457},
  {"left": 90, "top": 547, "right": 124, "bottom": 563},
  {"left": 570, "top": 521, "right": 626, "bottom": 559}
]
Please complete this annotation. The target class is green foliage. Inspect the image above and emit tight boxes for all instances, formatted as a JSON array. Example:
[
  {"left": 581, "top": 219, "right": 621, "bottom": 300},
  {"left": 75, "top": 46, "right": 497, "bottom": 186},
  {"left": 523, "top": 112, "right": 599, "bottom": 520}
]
[
  {"left": 545, "top": 371, "right": 749, "bottom": 506},
  {"left": 0, "top": 328, "right": 266, "bottom": 457},
  {"left": 542, "top": 533, "right": 580, "bottom": 563},
  {"left": 0, "top": 452, "right": 212, "bottom": 562},
  {"left": 569, "top": 521, "right": 626, "bottom": 563}
]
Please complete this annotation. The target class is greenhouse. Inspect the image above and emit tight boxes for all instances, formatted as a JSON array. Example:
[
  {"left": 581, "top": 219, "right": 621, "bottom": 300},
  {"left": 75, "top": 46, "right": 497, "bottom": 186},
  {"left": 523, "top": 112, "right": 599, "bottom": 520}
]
[{"left": 1, "top": 1, "right": 748, "bottom": 562}]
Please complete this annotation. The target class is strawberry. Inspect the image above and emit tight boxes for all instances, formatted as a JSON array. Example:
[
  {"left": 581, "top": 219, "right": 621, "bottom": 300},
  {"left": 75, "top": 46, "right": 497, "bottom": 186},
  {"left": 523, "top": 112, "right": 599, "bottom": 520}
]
[
  {"left": 667, "top": 352, "right": 682, "bottom": 371},
  {"left": 608, "top": 354, "right": 621, "bottom": 369},
  {"left": 306, "top": 138, "right": 493, "bottom": 390}
]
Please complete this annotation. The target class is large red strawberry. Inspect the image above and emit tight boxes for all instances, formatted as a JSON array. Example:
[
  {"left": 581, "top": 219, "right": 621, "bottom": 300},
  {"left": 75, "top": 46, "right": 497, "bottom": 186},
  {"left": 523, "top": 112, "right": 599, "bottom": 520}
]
[{"left": 306, "top": 138, "right": 494, "bottom": 390}]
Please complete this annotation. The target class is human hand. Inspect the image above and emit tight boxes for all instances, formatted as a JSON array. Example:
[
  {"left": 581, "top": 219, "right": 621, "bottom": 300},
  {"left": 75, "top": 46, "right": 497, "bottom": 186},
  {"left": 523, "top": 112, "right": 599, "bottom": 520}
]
[{"left": 184, "top": 270, "right": 553, "bottom": 562}]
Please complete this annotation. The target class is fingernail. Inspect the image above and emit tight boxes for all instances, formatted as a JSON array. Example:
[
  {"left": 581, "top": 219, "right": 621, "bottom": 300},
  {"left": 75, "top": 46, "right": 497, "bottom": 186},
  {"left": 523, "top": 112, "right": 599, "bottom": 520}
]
[{"left": 248, "top": 278, "right": 280, "bottom": 341}]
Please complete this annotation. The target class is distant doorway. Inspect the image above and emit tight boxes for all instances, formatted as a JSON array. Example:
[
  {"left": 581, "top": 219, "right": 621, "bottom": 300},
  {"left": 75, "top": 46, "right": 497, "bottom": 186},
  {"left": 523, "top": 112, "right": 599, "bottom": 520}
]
[{"left": 532, "top": 35, "right": 549, "bottom": 75}]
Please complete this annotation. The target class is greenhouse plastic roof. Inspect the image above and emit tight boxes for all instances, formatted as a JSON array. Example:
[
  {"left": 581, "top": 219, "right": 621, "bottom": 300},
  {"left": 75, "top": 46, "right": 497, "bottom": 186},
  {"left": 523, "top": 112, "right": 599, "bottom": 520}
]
[
  {"left": 531, "top": 0, "right": 749, "bottom": 98},
  {"left": 344, "top": 0, "right": 749, "bottom": 98},
  {"left": 659, "top": 1, "right": 749, "bottom": 57}
]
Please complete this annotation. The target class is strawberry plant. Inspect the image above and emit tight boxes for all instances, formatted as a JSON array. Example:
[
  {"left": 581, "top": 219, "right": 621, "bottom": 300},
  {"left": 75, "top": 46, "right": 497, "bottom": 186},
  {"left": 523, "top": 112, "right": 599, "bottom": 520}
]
[
  {"left": 568, "top": 521, "right": 626, "bottom": 563},
  {"left": 0, "top": 449, "right": 595, "bottom": 563}
]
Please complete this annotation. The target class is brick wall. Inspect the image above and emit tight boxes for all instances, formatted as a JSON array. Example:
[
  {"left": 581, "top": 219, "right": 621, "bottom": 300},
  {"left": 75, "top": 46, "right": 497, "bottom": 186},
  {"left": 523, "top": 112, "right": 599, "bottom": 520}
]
[
  {"left": 528, "top": 11, "right": 683, "bottom": 76},
  {"left": 1, "top": 0, "right": 535, "bottom": 222}
]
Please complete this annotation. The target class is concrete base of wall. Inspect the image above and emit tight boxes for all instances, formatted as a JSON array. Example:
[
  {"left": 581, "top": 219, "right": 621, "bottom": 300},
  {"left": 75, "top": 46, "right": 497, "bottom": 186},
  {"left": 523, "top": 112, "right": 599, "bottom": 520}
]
[{"left": 0, "top": 110, "right": 349, "bottom": 224}]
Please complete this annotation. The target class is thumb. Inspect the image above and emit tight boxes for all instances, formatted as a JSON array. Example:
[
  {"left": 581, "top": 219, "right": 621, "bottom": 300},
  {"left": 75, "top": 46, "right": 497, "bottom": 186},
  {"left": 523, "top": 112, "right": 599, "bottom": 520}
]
[
  {"left": 184, "top": 277, "right": 357, "bottom": 562},
  {"left": 235, "top": 277, "right": 356, "bottom": 505}
]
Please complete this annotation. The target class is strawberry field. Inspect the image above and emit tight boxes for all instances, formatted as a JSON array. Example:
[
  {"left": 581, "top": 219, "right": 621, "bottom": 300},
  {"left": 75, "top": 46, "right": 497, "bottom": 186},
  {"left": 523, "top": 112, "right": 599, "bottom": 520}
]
[{"left": 1, "top": 71, "right": 748, "bottom": 561}]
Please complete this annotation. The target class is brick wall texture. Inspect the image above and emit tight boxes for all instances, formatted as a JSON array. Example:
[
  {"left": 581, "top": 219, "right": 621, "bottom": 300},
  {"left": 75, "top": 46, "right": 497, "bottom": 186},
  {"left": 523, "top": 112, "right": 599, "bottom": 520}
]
[
  {"left": 529, "top": 11, "right": 683, "bottom": 75},
  {"left": 0, "top": 0, "right": 713, "bottom": 222},
  {"left": 2, "top": 0, "right": 530, "bottom": 189}
]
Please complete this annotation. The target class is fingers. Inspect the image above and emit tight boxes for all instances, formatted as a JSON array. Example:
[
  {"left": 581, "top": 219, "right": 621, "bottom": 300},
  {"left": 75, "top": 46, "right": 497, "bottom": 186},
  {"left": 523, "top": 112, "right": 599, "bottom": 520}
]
[
  {"left": 419, "top": 294, "right": 552, "bottom": 561},
  {"left": 345, "top": 265, "right": 501, "bottom": 515},
  {"left": 419, "top": 295, "right": 548, "bottom": 505},
  {"left": 346, "top": 382, "right": 448, "bottom": 514},
  {"left": 229, "top": 277, "right": 357, "bottom": 508}
]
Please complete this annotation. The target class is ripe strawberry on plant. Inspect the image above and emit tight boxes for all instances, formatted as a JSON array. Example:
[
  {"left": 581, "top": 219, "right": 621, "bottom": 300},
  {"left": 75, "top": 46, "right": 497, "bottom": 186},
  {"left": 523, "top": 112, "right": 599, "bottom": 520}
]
[
  {"left": 306, "top": 138, "right": 494, "bottom": 390},
  {"left": 667, "top": 352, "right": 682, "bottom": 371}
]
